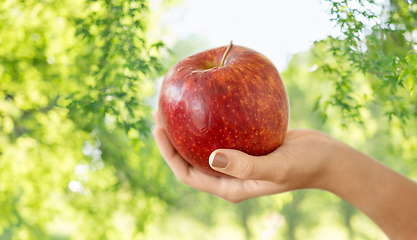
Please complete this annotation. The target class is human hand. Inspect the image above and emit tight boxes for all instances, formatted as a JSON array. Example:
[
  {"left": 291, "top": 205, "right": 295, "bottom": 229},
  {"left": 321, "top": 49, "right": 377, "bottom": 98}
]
[
  {"left": 152, "top": 110, "right": 340, "bottom": 203},
  {"left": 153, "top": 110, "right": 417, "bottom": 239}
]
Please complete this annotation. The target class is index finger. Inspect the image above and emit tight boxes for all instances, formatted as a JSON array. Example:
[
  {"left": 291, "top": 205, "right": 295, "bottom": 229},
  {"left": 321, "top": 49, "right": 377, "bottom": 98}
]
[{"left": 152, "top": 110, "right": 162, "bottom": 127}]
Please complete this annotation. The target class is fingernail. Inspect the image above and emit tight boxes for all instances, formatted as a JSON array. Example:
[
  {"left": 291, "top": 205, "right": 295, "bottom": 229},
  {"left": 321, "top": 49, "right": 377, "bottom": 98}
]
[{"left": 211, "top": 152, "right": 229, "bottom": 168}]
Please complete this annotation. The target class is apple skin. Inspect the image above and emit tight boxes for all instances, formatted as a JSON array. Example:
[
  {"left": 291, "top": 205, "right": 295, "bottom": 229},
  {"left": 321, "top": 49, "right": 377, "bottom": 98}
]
[{"left": 158, "top": 44, "right": 289, "bottom": 177}]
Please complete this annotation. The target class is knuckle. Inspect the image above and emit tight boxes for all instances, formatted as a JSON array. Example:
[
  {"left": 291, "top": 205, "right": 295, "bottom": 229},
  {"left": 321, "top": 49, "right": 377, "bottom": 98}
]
[
  {"left": 175, "top": 174, "right": 187, "bottom": 183},
  {"left": 229, "top": 199, "right": 242, "bottom": 204},
  {"left": 238, "top": 160, "right": 256, "bottom": 179},
  {"left": 225, "top": 196, "right": 243, "bottom": 204},
  {"left": 219, "top": 188, "right": 244, "bottom": 204}
]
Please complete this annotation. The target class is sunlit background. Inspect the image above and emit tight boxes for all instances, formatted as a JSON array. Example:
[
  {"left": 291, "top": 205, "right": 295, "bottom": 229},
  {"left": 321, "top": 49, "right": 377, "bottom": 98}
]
[
  {"left": 1, "top": 0, "right": 417, "bottom": 239},
  {"left": 156, "top": 0, "right": 339, "bottom": 70}
]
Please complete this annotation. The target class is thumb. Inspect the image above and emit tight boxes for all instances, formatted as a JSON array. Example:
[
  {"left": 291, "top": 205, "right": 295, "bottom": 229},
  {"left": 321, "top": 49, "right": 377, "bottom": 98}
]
[{"left": 209, "top": 149, "right": 276, "bottom": 180}]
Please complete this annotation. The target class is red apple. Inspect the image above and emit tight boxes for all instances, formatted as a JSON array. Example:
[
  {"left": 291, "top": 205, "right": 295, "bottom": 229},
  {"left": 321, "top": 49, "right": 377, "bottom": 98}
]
[{"left": 158, "top": 42, "right": 289, "bottom": 177}]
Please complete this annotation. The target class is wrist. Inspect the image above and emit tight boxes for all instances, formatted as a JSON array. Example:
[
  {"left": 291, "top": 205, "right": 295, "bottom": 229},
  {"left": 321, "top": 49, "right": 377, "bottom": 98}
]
[{"left": 311, "top": 138, "right": 359, "bottom": 193}]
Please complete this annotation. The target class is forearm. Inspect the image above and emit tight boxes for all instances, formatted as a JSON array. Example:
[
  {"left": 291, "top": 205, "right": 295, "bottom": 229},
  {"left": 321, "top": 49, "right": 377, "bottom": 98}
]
[{"left": 321, "top": 142, "right": 417, "bottom": 239}]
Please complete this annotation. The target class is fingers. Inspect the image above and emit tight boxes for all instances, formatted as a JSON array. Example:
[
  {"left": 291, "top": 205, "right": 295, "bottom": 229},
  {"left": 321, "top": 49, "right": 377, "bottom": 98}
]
[
  {"left": 209, "top": 149, "right": 290, "bottom": 183},
  {"left": 152, "top": 110, "right": 191, "bottom": 179},
  {"left": 153, "top": 124, "right": 229, "bottom": 195},
  {"left": 152, "top": 110, "right": 289, "bottom": 202},
  {"left": 152, "top": 111, "right": 223, "bottom": 190},
  {"left": 152, "top": 124, "right": 187, "bottom": 179},
  {"left": 152, "top": 110, "right": 162, "bottom": 127}
]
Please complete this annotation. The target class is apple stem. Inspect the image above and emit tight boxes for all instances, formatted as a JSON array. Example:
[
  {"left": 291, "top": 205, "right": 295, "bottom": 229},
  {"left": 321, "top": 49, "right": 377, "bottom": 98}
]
[{"left": 220, "top": 41, "right": 233, "bottom": 67}]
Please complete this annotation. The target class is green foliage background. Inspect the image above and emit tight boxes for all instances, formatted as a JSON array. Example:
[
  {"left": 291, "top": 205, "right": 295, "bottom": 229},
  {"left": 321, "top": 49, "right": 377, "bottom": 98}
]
[{"left": 0, "top": 0, "right": 416, "bottom": 239}]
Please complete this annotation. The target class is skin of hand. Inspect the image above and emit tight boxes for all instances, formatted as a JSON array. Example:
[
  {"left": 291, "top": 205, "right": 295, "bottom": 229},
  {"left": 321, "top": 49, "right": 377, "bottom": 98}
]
[{"left": 152, "top": 110, "right": 417, "bottom": 239}]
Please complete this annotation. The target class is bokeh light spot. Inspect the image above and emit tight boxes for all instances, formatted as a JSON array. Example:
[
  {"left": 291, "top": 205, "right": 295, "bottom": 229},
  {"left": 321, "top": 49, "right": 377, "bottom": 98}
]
[
  {"left": 68, "top": 180, "right": 83, "bottom": 192},
  {"left": 47, "top": 56, "right": 55, "bottom": 64}
]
